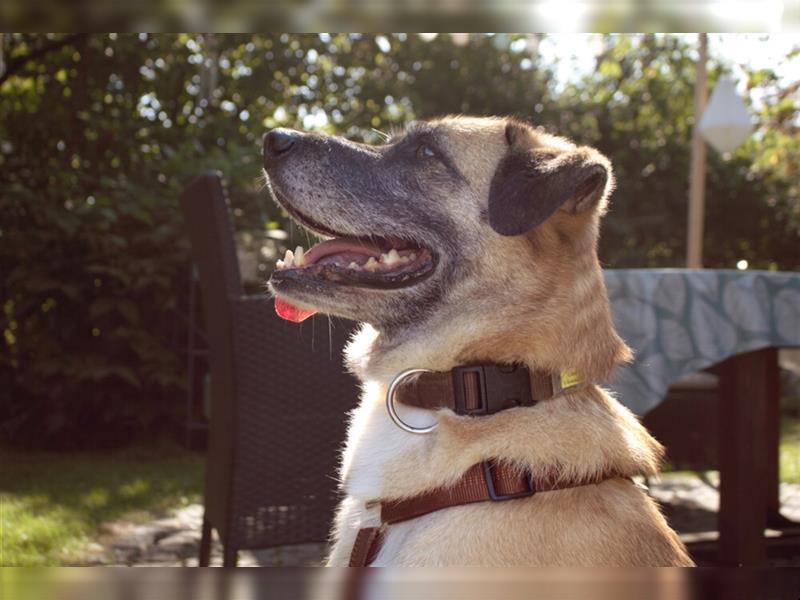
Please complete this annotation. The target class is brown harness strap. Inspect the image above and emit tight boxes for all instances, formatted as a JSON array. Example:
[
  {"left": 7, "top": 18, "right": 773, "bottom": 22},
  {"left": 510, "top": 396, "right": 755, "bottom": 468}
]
[
  {"left": 349, "top": 460, "right": 624, "bottom": 566},
  {"left": 394, "top": 363, "right": 579, "bottom": 416},
  {"left": 348, "top": 526, "right": 384, "bottom": 568}
]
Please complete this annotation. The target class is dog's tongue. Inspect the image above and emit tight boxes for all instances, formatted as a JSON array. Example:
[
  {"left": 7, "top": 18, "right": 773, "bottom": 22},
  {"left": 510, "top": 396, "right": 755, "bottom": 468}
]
[{"left": 275, "top": 297, "right": 316, "bottom": 323}]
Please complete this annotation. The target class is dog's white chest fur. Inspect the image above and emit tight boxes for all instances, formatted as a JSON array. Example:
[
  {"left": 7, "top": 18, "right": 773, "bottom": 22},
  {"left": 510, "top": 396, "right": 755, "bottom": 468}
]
[
  {"left": 340, "top": 381, "right": 433, "bottom": 496},
  {"left": 327, "top": 381, "right": 437, "bottom": 565}
]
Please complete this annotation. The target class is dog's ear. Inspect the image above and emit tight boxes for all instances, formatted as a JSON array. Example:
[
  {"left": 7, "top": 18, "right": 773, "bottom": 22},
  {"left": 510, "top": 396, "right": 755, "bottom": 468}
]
[{"left": 488, "top": 124, "right": 613, "bottom": 236}]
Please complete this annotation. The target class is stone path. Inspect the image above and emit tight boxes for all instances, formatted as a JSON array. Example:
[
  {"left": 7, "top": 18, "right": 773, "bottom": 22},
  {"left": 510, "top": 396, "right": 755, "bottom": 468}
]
[
  {"left": 649, "top": 475, "right": 800, "bottom": 535},
  {"left": 80, "top": 504, "right": 326, "bottom": 566},
  {"left": 79, "top": 475, "right": 800, "bottom": 566}
]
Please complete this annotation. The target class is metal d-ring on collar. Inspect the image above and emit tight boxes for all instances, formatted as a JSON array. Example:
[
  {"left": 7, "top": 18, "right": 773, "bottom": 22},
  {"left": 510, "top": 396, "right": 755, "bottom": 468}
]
[{"left": 385, "top": 368, "right": 438, "bottom": 435}]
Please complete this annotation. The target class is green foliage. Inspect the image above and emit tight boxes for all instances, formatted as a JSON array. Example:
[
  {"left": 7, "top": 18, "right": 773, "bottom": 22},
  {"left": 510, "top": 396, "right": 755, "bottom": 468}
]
[
  {"left": 0, "top": 34, "right": 798, "bottom": 448},
  {"left": 2, "top": 35, "right": 192, "bottom": 447}
]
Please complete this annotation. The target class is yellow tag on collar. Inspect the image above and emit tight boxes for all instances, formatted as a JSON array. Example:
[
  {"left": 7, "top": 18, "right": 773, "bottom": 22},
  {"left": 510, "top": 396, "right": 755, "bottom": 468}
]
[{"left": 559, "top": 369, "right": 581, "bottom": 389}]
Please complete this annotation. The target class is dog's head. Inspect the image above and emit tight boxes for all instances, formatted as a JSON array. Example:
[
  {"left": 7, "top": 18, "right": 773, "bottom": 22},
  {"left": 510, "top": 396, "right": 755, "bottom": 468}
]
[{"left": 264, "top": 116, "right": 626, "bottom": 376}]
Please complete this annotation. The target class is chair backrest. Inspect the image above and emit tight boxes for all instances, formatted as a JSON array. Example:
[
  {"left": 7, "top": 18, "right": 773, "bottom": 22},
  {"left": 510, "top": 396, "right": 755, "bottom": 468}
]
[
  {"left": 180, "top": 173, "right": 243, "bottom": 541},
  {"left": 181, "top": 173, "right": 244, "bottom": 297},
  {"left": 180, "top": 173, "right": 359, "bottom": 551}
]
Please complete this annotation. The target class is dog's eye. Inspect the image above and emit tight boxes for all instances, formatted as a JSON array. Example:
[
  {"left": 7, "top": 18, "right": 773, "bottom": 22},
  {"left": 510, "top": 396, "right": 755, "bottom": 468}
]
[{"left": 416, "top": 143, "right": 436, "bottom": 159}]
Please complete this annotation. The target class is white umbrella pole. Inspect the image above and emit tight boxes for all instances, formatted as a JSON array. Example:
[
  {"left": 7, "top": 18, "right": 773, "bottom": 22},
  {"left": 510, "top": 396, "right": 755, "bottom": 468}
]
[{"left": 687, "top": 33, "right": 708, "bottom": 269}]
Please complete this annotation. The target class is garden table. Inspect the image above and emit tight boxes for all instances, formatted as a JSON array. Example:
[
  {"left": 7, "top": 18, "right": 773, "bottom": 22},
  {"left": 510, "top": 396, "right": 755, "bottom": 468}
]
[{"left": 605, "top": 269, "right": 800, "bottom": 566}]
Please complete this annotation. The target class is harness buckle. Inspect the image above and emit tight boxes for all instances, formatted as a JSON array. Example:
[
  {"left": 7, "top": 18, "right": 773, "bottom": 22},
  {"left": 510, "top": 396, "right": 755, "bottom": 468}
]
[
  {"left": 453, "top": 364, "right": 535, "bottom": 416},
  {"left": 482, "top": 461, "right": 536, "bottom": 501}
]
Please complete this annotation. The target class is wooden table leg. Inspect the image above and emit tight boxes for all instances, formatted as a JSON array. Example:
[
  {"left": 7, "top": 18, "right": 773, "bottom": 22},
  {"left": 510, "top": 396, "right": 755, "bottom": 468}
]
[
  {"left": 763, "top": 348, "right": 784, "bottom": 527},
  {"left": 716, "top": 348, "right": 775, "bottom": 567}
]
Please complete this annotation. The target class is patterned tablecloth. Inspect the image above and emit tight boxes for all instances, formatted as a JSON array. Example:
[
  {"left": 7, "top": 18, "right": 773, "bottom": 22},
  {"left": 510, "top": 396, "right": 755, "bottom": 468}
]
[{"left": 604, "top": 269, "right": 800, "bottom": 415}]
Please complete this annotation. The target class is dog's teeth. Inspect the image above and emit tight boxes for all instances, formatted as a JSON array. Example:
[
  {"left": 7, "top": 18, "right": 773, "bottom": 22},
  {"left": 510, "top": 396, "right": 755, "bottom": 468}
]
[
  {"left": 408, "top": 252, "right": 417, "bottom": 261},
  {"left": 384, "top": 249, "right": 401, "bottom": 266},
  {"left": 276, "top": 259, "right": 285, "bottom": 270},
  {"left": 294, "top": 246, "right": 305, "bottom": 267},
  {"left": 284, "top": 249, "right": 294, "bottom": 267},
  {"left": 348, "top": 261, "right": 361, "bottom": 270},
  {"left": 365, "top": 257, "right": 379, "bottom": 271}
]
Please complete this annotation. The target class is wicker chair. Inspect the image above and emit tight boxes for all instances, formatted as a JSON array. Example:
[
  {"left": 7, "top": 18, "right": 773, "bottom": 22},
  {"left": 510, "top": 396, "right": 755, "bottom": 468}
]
[{"left": 180, "top": 172, "right": 358, "bottom": 566}]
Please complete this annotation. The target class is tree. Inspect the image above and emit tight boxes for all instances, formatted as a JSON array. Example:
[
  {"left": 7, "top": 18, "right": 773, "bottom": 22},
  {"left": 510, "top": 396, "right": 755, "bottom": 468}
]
[{"left": 555, "top": 34, "right": 799, "bottom": 270}]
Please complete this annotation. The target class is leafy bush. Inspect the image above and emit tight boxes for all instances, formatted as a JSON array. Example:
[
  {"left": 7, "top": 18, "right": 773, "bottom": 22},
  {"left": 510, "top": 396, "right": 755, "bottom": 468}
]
[{"left": 0, "top": 35, "right": 266, "bottom": 447}]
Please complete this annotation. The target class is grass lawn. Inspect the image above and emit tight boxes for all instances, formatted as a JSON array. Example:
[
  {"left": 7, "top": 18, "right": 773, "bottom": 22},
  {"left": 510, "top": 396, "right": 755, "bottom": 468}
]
[
  {"left": 779, "top": 417, "right": 800, "bottom": 484},
  {"left": 0, "top": 444, "right": 204, "bottom": 566}
]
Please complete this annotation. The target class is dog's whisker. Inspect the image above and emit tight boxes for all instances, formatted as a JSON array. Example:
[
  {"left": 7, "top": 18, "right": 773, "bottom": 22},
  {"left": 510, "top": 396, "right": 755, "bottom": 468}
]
[
  {"left": 311, "top": 310, "right": 315, "bottom": 352},
  {"left": 328, "top": 315, "right": 333, "bottom": 360},
  {"left": 372, "top": 127, "right": 391, "bottom": 142}
]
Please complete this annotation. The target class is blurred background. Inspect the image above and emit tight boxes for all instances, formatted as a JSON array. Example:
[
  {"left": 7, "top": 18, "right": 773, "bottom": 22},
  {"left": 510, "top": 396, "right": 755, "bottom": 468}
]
[{"left": 1, "top": 33, "right": 799, "bottom": 567}]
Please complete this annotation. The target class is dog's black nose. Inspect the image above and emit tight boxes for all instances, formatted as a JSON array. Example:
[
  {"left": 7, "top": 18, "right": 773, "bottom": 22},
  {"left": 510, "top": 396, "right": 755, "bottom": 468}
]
[{"left": 263, "top": 128, "right": 297, "bottom": 164}]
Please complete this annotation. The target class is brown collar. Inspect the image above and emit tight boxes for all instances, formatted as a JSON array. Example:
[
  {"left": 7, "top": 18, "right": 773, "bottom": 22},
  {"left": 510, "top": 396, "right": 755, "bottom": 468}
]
[
  {"left": 394, "top": 363, "right": 583, "bottom": 416},
  {"left": 349, "top": 459, "right": 627, "bottom": 567}
]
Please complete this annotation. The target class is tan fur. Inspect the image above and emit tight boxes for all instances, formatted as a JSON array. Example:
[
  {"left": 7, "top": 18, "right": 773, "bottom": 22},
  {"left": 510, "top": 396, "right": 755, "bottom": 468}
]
[{"left": 267, "top": 115, "right": 692, "bottom": 566}]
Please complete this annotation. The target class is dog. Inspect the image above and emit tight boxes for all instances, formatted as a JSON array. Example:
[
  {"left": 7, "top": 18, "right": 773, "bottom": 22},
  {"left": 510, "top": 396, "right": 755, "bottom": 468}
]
[{"left": 263, "top": 116, "right": 693, "bottom": 567}]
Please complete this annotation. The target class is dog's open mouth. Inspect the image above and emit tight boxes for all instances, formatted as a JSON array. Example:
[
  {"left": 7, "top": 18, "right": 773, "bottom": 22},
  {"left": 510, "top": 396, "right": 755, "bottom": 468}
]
[
  {"left": 268, "top": 204, "right": 437, "bottom": 322},
  {"left": 275, "top": 237, "right": 434, "bottom": 286}
]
